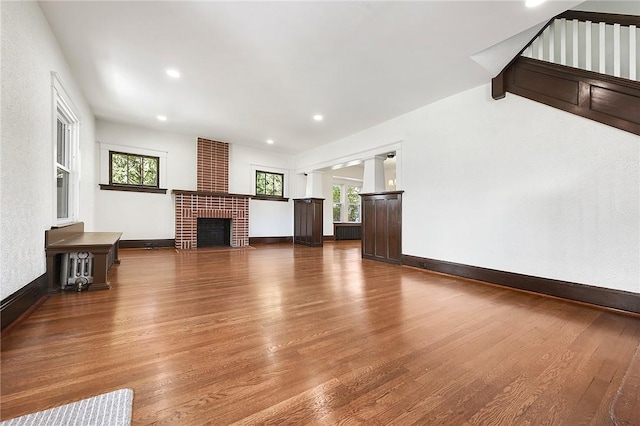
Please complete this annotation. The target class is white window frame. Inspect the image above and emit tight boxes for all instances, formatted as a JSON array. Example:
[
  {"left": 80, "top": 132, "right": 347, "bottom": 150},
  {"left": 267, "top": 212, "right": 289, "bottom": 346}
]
[
  {"left": 333, "top": 184, "right": 343, "bottom": 222},
  {"left": 346, "top": 184, "right": 362, "bottom": 222},
  {"left": 333, "top": 182, "right": 362, "bottom": 223},
  {"left": 52, "top": 73, "right": 80, "bottom": 226}
]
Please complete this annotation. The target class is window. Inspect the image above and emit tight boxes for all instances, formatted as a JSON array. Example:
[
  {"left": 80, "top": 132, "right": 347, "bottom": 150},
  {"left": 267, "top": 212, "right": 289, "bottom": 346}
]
[
  {"left": 56, "top": 112, "right": 71, "bottom": 220},
  {"left": 255, "top": 170, "right": 284, "bottom": 198},
  {"left": 109, "top": 151, "right": 159, "bottom": 188},
  {"left": 99, "top": 143, "right": 167, "bottom": 194},
  {"left": 53, "top": 73, "right": 79, "bottom": 225},
  {"left": 332, "top": 183, "right": 361, "bottom": 222},
  {"left": 346, "top": 185, "right": 361, "bottom": 222},
  {"left": 333, "top": 184, "right": 342, "bottom": 222}
]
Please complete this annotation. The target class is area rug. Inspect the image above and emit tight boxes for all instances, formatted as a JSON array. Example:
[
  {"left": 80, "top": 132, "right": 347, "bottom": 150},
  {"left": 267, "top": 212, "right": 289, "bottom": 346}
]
[{"left": 0, "top": 388, "right": 133, "bottom": 426}]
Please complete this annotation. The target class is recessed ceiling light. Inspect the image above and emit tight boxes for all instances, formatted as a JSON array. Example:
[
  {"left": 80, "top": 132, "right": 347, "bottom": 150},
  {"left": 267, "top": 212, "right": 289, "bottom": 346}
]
[
  {"left": 166, "top": 69, "right": 180, "bottom": 79},
  {"left": 313, "top": 114, "right": 323, "bottom": 121},
  {"left": 157, "top": 115, "right": 167, "bottom": 121},
  {"left": 525, "top": 0, "right": 546, "bottom": 7},
  {"left": 266, "top": 139, "right": 274, "bottom": 145}
]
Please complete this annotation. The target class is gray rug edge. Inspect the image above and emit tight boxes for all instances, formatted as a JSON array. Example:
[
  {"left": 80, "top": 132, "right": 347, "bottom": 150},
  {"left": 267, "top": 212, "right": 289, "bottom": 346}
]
[{"left": 0, "top": 388, "right": 134, "bottom": 426}]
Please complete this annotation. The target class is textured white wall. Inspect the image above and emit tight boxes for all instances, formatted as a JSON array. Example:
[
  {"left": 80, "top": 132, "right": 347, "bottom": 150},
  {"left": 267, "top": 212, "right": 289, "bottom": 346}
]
[
  {"left": 295, "top": 84, "right": 640, "bottom": 293},
  {"left": 1, "top": 2, "right": 95, "bottom": 300},
  {"left": 94, "top": 120, "right": 295, "bottom": 239}
]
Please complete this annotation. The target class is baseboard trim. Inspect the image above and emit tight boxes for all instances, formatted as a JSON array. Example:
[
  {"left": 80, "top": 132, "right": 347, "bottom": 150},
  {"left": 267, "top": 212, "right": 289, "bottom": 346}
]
[
  {"left": 402, "top": 255, "right": 640, "bottom": 314},
  {"left": 249, "top": 236, "right": 292, "bottom": 244},
  {"left": 119, "top": 239, "right": 175, "bottom": 249},
  {"left": 1, "top": 273, "right": 48, "bottom": 331}
]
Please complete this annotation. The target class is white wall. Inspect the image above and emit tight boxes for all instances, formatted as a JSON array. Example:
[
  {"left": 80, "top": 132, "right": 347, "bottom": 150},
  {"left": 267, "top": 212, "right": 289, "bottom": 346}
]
[
  {"left": 230, "top": 144, "right": 294, "bottom": 238},
  {"left": 295, "top": 84, "right": 639, "bottom": 293},
  {"left": 94, "top": 120, "right": 295, "bottom": 239},
  {"left": 94, "top": 119, "right": 196, "bottom": 239},
  {"left": 1, "top": 2, "right": 95, "bottom": 300}
]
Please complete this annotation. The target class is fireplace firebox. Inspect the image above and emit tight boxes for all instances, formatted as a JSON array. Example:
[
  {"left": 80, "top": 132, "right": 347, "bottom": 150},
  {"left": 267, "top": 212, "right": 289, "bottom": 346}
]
[{"left": 197, "top": 218, "right": 231, "bottom": 247}]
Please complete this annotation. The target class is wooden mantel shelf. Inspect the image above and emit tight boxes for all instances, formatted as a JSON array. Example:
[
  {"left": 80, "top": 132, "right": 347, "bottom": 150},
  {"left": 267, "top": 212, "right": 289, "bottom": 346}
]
[{"left": 172, "top": 190, "right": 252, "bottom": 199}]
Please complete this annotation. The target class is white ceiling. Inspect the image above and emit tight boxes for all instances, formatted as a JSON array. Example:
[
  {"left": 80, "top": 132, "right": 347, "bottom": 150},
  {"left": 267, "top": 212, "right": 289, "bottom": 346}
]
[{"left": 39, "top": 0, "right": 584, "bottom": 154}]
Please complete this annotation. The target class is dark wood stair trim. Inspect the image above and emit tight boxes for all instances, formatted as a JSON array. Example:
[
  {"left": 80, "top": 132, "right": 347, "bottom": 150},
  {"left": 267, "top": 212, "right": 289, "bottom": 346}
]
[
  {"left": 492, "top": 10, "right": 640, "bottom": 137},
  {"left": 504, "top": 57, "right": 640, "bottom": 136},
  {"left": 556, "top": 10, "right": 640, "bottom": 27}
]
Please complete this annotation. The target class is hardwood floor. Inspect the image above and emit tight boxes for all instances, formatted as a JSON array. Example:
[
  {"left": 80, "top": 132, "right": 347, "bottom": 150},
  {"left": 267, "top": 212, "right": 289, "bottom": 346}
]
[{"left": 2, "top": 242, "right": 639, "bottom": 425}]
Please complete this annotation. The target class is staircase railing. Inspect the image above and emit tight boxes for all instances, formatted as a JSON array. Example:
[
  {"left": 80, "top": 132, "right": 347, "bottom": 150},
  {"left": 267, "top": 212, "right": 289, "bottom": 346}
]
[
  {"left": 522, "top": 11, "right": 638, "bottom": 81},
  {"left": 492, "top": 11, "right": 640, "bottom": 137}
]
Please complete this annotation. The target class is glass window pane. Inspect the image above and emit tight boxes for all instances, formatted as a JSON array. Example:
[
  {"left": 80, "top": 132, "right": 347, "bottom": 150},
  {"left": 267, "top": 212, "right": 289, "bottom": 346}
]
[
  {"left": 57, "top": 168, "right": 69, "bottom": 219},
  {"left": 333, "top": 185, "right": 341, "bottom": 203},
  {"left": 256, "top": 172, "right": 265, "bottom": 194},
  {"left": 333, "top": 204, "right": 341, "bottom": 222},
  {"left": 57, "top": 119, "right": 67, "bottom": 166},
  {"left": 127, "top": 155, "right": 142, "bottom": 185},
  {"left": 274, "top": 175, "right": 282, "bottom": 196},
  {"left": 266, "top": 173, "right": 274, "bottom": 195},
  {"left": 110, "top": 152, "right": 160, "bottom": 187},
  {"left": 347, "top": 186, "right": 360, "bottom": 204},
  {"left": 348, "top": 205, "right": 360, "bottom": 222},
  {"left": 143, "top": 157, "right": 158, "bottom": 186},
  {"left": 256, "top": 171, "right": 284, "bottom": 197},
  {"left": 112, "top": 153, "right": 127, "bottom": 184}
]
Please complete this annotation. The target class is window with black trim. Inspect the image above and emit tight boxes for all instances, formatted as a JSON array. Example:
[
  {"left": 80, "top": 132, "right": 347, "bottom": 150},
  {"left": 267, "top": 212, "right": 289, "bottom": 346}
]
[
  {"left": 109, "top": 151, "right": 159, "bottom": 188},
  {"left": 255, "top": 170, "right": 284, "bottom": 198}
]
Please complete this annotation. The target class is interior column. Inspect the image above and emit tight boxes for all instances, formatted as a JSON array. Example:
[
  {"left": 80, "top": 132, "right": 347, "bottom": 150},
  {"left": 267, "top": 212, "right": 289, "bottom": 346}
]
[
  {"left": 362, "top": 155, "right": 386, "bottom": 193},
  {"left": 304, "top": 171, "right": 324, "bottom": 198}
]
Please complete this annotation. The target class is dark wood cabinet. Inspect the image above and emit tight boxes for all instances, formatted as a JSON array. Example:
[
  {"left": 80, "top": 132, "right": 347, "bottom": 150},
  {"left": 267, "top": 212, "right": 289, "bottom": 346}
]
[
  {"left": 293, "top": 198, "right": 324, "bottom": 247},
  {"left": 360, "top": 191, "right": 403, "bottom": 264}
]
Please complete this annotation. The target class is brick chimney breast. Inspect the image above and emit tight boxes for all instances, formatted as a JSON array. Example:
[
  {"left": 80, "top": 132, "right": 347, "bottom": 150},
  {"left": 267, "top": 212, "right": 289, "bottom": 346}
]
[
  {"left": 197, "top": 138, "right": 229, "bottom": 193},
  {"left": 175, "top": 137, "right": 248, "bottom": 250}
]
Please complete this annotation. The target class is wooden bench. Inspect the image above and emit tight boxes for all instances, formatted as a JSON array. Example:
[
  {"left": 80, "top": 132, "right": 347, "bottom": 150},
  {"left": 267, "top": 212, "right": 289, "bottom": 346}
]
[{"left": 45, "top": 222, "right": 122, "bottom": 293}]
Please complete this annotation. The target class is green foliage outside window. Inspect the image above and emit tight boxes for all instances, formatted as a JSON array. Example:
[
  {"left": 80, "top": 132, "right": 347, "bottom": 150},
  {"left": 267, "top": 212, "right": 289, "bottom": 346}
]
[
  {"left": 347, "top": 186, "right": 360, "bottom": 204},
  {"left": 348, "top": 204, "right": 360, "bottom": 222},
  {"left": 256, "top": 171, "right": 284, "bottom": 197},
  {"left": 347, "top": 186, "right": 361, "bottom": 222},
  {"left": 110, "top": 152, "right": 158, "bottom": 187},
  {"left": 333, "top": 185, "right": 341, "bottom": 203},
  {"left": 333, "top": 185, "right": 342, "bottom": 221},
  {"left": 333, "top": 184, "right": 361, "bottom": 222},
  {"left": 333, "top": 205, "right": 341, "bottom": 222}
]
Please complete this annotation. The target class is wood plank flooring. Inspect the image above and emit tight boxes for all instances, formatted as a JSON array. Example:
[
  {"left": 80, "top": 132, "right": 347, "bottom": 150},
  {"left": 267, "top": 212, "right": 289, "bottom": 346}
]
[{"left": 2, "top": 242, "right": 639, "bottom": 425}]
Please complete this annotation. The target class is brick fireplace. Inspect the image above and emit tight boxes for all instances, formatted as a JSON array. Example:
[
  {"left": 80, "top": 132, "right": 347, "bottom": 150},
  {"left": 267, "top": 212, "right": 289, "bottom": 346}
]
[{"left": 173, "top": 138, "right": 250, "bottom": 249}]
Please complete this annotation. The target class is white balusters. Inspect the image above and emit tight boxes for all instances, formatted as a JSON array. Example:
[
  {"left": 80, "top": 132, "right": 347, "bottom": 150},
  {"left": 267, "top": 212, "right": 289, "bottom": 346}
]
[
  {"left": 585, "top": 21, "right": 592, "bottom": 71},
  {"left": 613, "top": 24, "right": 621, "bottom": 77},
  {"left": 572, "top": 19, "right": 579, "bottom": 67},
  {"left": 522, "top": 16, "right": 638, "bottom": 81},
  {"left": 630, "top": 25, "right": 637, "bottom": 80},
  {"left": 548, "top": 22, "right": 555, "bottom": 63},
  {"left": 560, "top": 18, "right": 567, "bottom": 65},
  {"left": 537, "top": 32, "right": 544, "bottom": 60}
]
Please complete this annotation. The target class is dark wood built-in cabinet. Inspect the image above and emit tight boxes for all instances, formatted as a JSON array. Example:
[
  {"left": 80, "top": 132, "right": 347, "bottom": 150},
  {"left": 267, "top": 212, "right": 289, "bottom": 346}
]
[
  {"left": 293, "top": 198, "right": 324, "bottom": 247},
  {"left": 360, "top": 191, "right": 403, "bottom": 264}
]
